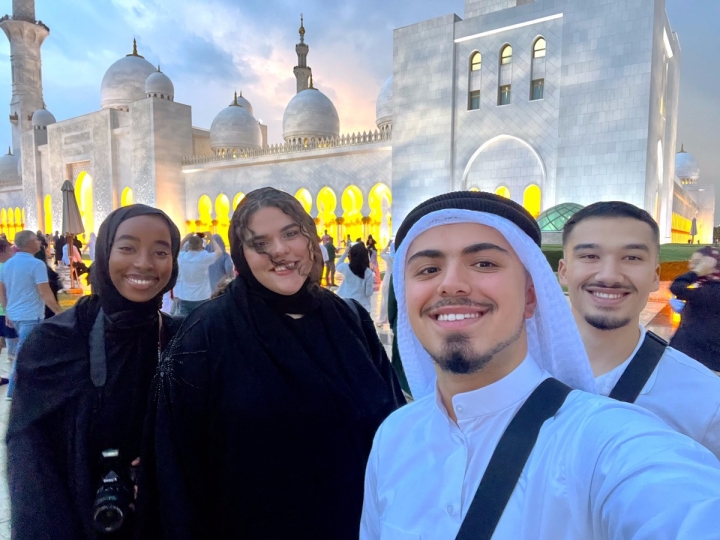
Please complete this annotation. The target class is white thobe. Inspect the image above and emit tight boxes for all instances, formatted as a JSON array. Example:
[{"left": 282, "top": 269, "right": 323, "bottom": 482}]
[
  {"left": 361, "top": 357, "right": 720, "bottom": 539},
  {"left": 596, "top": 325, "right": 720, "bottom": 458}
]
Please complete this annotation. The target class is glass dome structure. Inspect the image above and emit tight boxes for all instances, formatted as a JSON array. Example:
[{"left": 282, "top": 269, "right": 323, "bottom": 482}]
[{"left": 536, "top": 203, "right": 584, "bottom": 232}]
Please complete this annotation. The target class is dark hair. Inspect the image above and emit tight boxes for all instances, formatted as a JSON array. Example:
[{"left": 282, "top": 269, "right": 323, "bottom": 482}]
[
  {"left": 230, "top": 187, "right": 324, "bottom": 284},
  {"left": 0, "top": 238, "right": 10, "bottom": 253},
  {"left": 348, "top": 242, "right": 370, "bottom": 279},
  {"left": 562, "top": 201, "right": 660, "bottom": 249}
]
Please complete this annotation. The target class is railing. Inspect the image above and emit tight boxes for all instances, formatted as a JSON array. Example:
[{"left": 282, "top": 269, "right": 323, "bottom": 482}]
[{"left": 182, "top": 128, "right": 392, "bottom": 166}]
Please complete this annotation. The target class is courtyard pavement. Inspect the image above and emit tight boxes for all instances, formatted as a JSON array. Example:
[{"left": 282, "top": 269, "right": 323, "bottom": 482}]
[{"left": 0, "top": 285, "right": 679, "bottom": 537}]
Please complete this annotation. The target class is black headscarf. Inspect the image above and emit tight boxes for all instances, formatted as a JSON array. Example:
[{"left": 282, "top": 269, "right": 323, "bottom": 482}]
[{"left": 7, "top": 204, "right": 180, "bottom": 540}]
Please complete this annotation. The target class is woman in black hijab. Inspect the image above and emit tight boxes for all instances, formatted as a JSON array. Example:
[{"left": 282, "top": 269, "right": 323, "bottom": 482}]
[
  {"left": 6, "top": 204, "right": 181, "bottom": 540},
  {"left": 150, "top": 187, "right": 404, "bottom": 539}
]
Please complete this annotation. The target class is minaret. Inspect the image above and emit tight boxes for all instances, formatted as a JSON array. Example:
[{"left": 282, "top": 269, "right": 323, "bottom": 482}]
[
  {"left": 293, "top": 14, "right": 312, "bottom": 94},
  {"left": 0, "top": 0, "right": 49, "bottom": 153}
]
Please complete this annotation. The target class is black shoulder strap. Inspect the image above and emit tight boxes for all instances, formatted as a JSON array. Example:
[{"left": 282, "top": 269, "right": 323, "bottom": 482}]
[
  {"left": 608, "top": 331, "right": 667, "bottom": 404},
  {"left": 89, "top": 308, "right": 106, "bottom": 388},
  {"left": 455, "top": 378, "right": 572, "bottom": 540}
]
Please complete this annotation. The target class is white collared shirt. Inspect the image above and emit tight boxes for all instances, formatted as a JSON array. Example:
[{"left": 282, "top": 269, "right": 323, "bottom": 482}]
[
  {"left": 361, "top": 356, "right": 720, "bottom": 539},
  {"left": 595, "top": 325, "right": 720, "bottom": 458}
]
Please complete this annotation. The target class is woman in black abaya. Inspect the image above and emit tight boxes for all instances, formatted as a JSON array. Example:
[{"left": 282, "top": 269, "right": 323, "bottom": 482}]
[
  {"left": 151, "top": 187, "right": 404, "bottom": 539},
  {"left": 6, "top": 205, "right": 181, "bottom": 540}
]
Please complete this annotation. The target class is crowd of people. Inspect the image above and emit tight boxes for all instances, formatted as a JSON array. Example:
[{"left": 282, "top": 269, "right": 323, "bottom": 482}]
[{"left": 1, "top": 188, "right": 720, "bottom": 539}]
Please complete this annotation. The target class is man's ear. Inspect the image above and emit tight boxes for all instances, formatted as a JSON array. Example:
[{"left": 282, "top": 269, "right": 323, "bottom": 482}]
[
  {"left": 525, "top": 276, "right": 538, "bottom": 319},
  {"left": 558, "top": 258, "right": 568, "bottom": 286},
  {"left": 652, "top": 262, "right": 660, "bottom": 293}
]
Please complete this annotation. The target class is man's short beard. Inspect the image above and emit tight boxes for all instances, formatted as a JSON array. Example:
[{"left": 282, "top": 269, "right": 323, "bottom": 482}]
[
  {"left": 585, "top": 314, "right": 631, "bottom": 331},
  {"left": 430, "top": 320, "right": 525, "bottom": 375}
]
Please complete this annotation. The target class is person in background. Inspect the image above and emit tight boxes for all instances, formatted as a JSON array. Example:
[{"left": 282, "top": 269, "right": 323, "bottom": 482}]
[
  {"left": 0, "top": 238, "right": 15, "bottom": 386},
  {"left": 344, "top": 234, "right": 352, "bottom": 248},
  {"left": 7, "top": 205, "right": 181, "bottom": 540},
  {"left": 54, "top": 233, "right": 65, "bottom": 266},
  {"left": 34, "top": 242, "right": 62, "bottom": 320},
  {"left": 173, "top": 233, "right": 222, "bottom": 317},
  {"left": 366, "top": 234, "right": 377, "bottom": 252},
  {"left": 319, "top": 239, "right": 329, "bottom": 286},
  {"left": 62, "top": 239, "right": 89, "bottom": 276},
  {"left": 206, "top": 234, "right": 234, "bottom": 293},
  {"left": 36, "top": 231, "right": 47, "bottom": 250},
  {"left": 84, "top": 232, "right": 97, "bottom": 262},
  {"left": 376, "top": 239, "right": 394, "bottom": 326},
  {"left": 669, "top": 246, "right": 720, "bottom": 372},
  {"left": 325, "top": 236, "right": 337, "bottom": 287},
  {"left": 559, "top": 202, "right": 720, "bottom": 457},
  {"left": 336, "top": 242, "right": 374, "bottom": 314},
  {"left": 148, "top": 187, "right": 403, "bottom": 539},
  {"left": 0, "top": 231, "right": 62, "bottom": 399},
  {"left": 321, "top": 229, "right": 331, "bottom": 245}
]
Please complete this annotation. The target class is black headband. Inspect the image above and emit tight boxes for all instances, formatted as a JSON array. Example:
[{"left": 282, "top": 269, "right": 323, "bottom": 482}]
[{"left": 395, "top": 191, "right": 542, "bottom": 249}]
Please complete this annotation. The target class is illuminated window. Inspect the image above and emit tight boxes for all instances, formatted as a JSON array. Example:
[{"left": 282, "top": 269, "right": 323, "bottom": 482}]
[
  {"left": 121, "top": 187, "right": 134, "bottom": 207},
  {"left": 232, "top": 192, "right": 245, "bottom": 210},
  {"left": 533, "top": 38, "right": 546, "bottom": 58},
  {"left": 495, "top": 186, "right": 510, "bottom": 199},
  {"left": 295, "top": 188, "right": 313, "bottom": 214},
  {"left": 500, "top": 45, "right": 513, "bottom": 65},
  {"left": 523, "top": 185, "right": 542, "bottom": 219},
  {"left": 470, "top": 52, "right": 482, "bottom": 71},
  {"left": 530, "top": 37, "right": 546, "bottom": 101},
  {"left": 44, "top": 195, "right": 52, "bottom": 234}
]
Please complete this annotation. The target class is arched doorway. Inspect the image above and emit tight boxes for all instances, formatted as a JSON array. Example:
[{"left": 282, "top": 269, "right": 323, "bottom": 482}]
[
  {"left": 462, "top": 135, "right": 545, "bottom": 208},
  {"left": 523, "top": 185, "right": 542, "bottom": 218},
  {"left": 6, "top": 208, "right": 14, "bottom": 241},
  {"left": 44, "top": 195, "right": 53, "bottom": 234},
  {"left": 0, "top": 209, "right": 6, "bottom": 237},
  {"left": 295, "top": 188, "right": 313, "bottom": 215},
  {"left": 76, "top": 171, "right": 94, "bottom": 242},
  {"left": 316, "top": 187, "right": 337, "bottom": 241},
  {"left": 121, "top": 187, "right": 134, "bottom": 207},
  {"left": 232, "top": 192, "right": 245, "bottom": 213},
  {"left": 341, "top": 185, "right": 363, "bottom": 243},
  {"left": 368, "top": 183, "right": 392, "bottom": 246},
  {"left": 197, "top": 195, "right": 212, "bottom": 233},
  {"left": 215, "top": 194, "right": 231, "bottom": 243}
]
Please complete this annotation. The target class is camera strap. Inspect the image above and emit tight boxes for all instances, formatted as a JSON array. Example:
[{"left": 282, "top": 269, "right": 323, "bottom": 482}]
[
  {"left": 608, "top": 331, "right": 667, "bottom": 404},
  {"left": 89, "top": 308, "right": 107, "bottom": 388}
]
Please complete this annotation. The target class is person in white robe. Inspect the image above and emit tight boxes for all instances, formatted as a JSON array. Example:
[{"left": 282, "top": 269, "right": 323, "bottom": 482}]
[
  {"left": 360, "top": 191, "right": 720, "bottom": 540},
  {"left": 558, "top": 201, "right": 720, "bottom": 457}
]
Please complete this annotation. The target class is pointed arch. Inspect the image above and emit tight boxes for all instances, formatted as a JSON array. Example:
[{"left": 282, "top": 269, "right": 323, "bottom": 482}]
[
  {"left": 295, "top": 188, "right": 313, "bottom": 214},
  {"left": 461, "top": 135, "right": 546, "bottom": 190},
  {"left": 121, "top": 187, "right": 134, "bottom": 207}
]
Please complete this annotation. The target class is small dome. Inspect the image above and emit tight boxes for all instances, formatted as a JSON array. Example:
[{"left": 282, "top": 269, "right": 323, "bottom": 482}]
[
  {"left": 234, "top": 91, "right": 254, "bottom": 116},
  {"left": 101, "top": 40, "right": 157, "bottom": 110},
  {"left": 375, "top": 76, "right": 392, "bottom": 129},
  {"left": 282, "top": 86, "right": 340, "bottom": 141},
  {"left": 31, "top": 108, "right": 56, "bottom": 129},
  {"left": 0, "top": 149, "right": 21, "bottom": 185},
  {"left": 145, "top": 67, "right": 174, "bottom": 100},
  {"left": 536, "top": 203, "right": 584, "bottom": 232},
  {"left": 210, "top": 95, "right": 262, "bottom": 152},
  {"left": 675, "top": 146, "right": 700, "bottom": 181}
]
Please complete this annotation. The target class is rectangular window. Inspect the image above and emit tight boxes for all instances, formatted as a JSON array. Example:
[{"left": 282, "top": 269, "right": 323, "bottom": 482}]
[
  {"left": 468, "top": 90, "right": 480, "bottom": 110},
  {"left": 498, "top": 85, "right": 511, "bottom": 106},
  {"left": 531, "top": 79, "right": 544, "bottom": 101}
]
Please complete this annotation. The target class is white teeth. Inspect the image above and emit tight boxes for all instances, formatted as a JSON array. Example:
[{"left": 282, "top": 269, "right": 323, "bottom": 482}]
[
  {"left": 273, "top": 262, "right": 297, "bottom": 272},
  {"left": 127, "top": 278, "right": 154, "bottom": 286},
  {"left": 592, "top": 292, "right": 624, "bottom": 299},
  {"left": 437, "top": 313, "right": 480, "bottom": 322}
]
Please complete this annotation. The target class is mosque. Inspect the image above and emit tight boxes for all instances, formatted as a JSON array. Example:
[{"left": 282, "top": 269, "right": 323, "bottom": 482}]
[{"left": 0, "top": 0, "right": 715, "bottom": 245}]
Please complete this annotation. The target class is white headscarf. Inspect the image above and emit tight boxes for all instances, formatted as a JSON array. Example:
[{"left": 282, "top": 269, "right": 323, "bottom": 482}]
[{"left": 392, "top": 209, "right": 598, "bottom": 399}]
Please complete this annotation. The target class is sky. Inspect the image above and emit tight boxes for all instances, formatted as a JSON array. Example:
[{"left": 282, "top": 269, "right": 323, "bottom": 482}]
[{"left": 0, "top": 0, "right": 717, "bottom": 219}]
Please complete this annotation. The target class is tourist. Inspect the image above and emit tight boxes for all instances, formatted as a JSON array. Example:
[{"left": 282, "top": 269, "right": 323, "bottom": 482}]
[
  {"left": 205, "top": 233, "right": 234, "bottom": 293},
  {"left": 53, "top": 233, "right": 65, "bottom": 266},
  {"left": 321, "top": 229, "right": 331, "bottom": 244},
  {"left": 337, "top": 242, "right": 374, "bottom": 313},
  {"left": 669, "top": 246, "right": 720, "bottom": 372},
  {"left": 34, "top": 241, "right": 62, "bottom": 319},
  {"left": 376, "top": 239, "right": 394, "bottom": 326},
  {"left": 0, "top": 230, "right": 62, "bottom": 400},
  {"left": 319, "top": 238, "right": 329, "bottom": 285},
  {"left": 559, "top": 202, "right": 720, "bottom": 456},
  {"left": 62, "top": 238, "right": 89, "bottom": 276},
  {"left": 366, "top": 234, "right": 377, "bottom": 252},
  {"left": 361, "top": 191, "right": 720, "bottom": 539},
  {"left": 86, "top": 231, "right": 97, "bottom": 262},
  {"left": 173, "top": 233, "right": 222, "bottom": 317},
  {"left": 6, "top": 205, "right": 181, "bottom": 539},
  {"left": 149, "top": 187, "right": 403, "bottom": 539},
  {"left": 344, "top": 233, "right": 352, "bottom": 248},
  {"left": 0, "top": 238, "right": 15, "bottom": 385},
  {"left": 325, "top": 236, "right": 337, "bottom": 287}
]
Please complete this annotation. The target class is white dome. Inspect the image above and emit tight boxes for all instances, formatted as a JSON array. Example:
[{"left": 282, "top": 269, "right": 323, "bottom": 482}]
[
  {"left": 675, "top": 147, "right": 700, "bottom": 181},
  {"left": 375, "top": 76, "right": 392, "bottom": 128},
  {"left": 282, "top": 87, "right": 340, "bottom": 141},
  {"left": 31, "top": 108, "right": 56, "bottom": 129},
  {"left": 145, "top": 68, "right": 174, "bottom": 100},
  {"left": 101, "top": 43, "right": 157, "bottom": 110},
  {"left": 210, "top": 98, "right": 262, "bottom": 152},
  {"left": 0, "top": 150, "right": 21, "bottom": 185},
  {"left": 234, "top": 91, "right": 254, "bottom": 116}
]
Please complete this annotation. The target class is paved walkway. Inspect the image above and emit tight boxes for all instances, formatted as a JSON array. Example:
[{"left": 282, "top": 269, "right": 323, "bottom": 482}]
[{"left": 0, "top": 285, "right": 680, "bottom": 538}]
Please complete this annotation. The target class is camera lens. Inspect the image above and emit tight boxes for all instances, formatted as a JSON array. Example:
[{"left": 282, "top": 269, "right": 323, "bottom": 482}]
[{"left": 93, "top": 503, "right": 124, "bottom": 533}]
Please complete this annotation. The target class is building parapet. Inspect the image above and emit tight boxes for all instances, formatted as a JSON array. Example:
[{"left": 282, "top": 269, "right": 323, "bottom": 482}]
[{"left": 182, "top": 128, "right": 391, "bottom": 165}]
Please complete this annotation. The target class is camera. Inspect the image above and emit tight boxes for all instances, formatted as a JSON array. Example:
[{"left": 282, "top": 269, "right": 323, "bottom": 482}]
[{"left": 92, "top": 449, "right": 134, "bottom": 534}]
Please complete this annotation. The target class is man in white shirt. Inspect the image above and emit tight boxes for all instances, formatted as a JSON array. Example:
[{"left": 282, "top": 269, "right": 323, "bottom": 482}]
[
  {"left": 174, "top": 233, "right": 222, "bottom": 317},
  {"left": 319, "top": 241, "right": 329, "bottom": 286},
  {"left": 360, "top": 192, "right": 720, "bottom": 540},
  {"left": 558, "top": 201, "right": 720, "bottom": 457}
]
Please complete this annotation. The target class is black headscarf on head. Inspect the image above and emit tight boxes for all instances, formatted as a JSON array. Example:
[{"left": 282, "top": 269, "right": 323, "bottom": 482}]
[{"left": 6, "top": 204, "right": 181, "bottom": 540}]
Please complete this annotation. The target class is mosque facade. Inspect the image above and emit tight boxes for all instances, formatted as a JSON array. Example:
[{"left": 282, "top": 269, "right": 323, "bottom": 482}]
[{"left": 0, "top": 0, "right": 715, "bottom": 245}]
